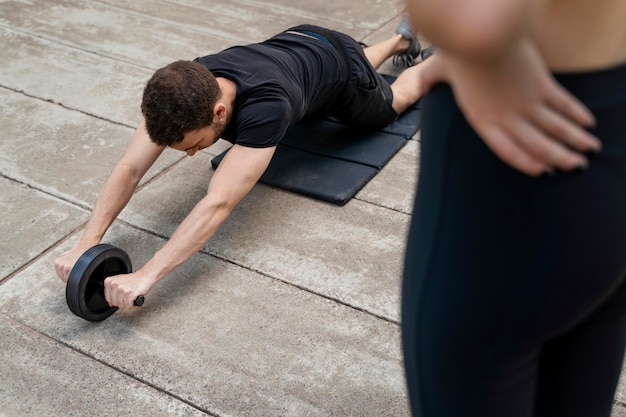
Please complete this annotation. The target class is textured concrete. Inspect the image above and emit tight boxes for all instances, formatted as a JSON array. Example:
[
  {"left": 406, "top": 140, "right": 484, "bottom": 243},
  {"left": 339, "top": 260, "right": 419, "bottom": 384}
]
[
  {"left": 0, "top": 177, "right": 87, "bottom": 280},
  {"left": 0, "top": 0, "right": 413, "bottom": 416},
  {"left": 0, "top": 1, "right": 624, "bottom": 416},
  {"left": 0, "top": 314, "right": 206, "bottom": 417},
  {"left": 0, "top": 225, "right": 407, "bottom": 416},
  {"left": 0, "top": 89, "right": 181, "bottom": 206},
  {"left": 614, "top": 403, "right": 626, "bottom": 417}
]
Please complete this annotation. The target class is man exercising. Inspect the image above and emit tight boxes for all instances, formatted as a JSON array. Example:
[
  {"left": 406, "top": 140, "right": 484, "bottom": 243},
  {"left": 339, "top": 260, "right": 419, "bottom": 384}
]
[{"left": 54, "top": 20, "right": 435, "bottom": 308}]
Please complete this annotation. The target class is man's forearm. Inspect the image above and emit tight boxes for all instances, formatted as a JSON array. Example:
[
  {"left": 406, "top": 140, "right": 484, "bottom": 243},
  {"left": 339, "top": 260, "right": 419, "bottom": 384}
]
[
  {"left": 134, "top": 194, "right": 233, "bottom": 285},
  {"left": 136, "top": 144, "right": 275, "bottom": 284},
  {"left": 75, "top": 120, "right": 162, "bottom": 251},
  {"left": 75, "top": 164, "right": 141, "bottom": 250}
]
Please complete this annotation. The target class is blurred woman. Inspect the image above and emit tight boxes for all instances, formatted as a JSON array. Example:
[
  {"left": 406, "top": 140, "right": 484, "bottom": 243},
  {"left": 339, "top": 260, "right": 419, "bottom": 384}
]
[{"left": 401, "top": 1, "right": 626, "bottom": 415}]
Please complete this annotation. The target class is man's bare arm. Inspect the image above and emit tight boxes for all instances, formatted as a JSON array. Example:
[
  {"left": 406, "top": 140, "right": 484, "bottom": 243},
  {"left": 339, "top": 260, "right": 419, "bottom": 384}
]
[
  {"left": 54, "top": 120, "right": 165, "bottom": 281},
  {"left": 103, "top": 144, "right": 276, "bottom": 308}
]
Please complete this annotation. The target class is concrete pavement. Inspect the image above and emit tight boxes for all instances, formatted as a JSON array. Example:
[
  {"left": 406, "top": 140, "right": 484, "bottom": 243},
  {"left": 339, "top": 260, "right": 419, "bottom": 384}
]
[{"left": 0, "top": 1, "right": 625, "bottom": 416}]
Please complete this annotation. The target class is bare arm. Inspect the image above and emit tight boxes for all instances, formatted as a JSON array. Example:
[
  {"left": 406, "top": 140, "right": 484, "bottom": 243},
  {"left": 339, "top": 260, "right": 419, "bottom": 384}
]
[
  {"left": 407, "top": 0, "right": 536, "bottom": 62},
  {"left": 103, "top": 144, "right": 276, "bottom": 308},
  {"left": 407, "top": 0, "right": 601, "bottom": 176},
  {"left": 54, "top": 120, "right": 165, "bottom": 281}
]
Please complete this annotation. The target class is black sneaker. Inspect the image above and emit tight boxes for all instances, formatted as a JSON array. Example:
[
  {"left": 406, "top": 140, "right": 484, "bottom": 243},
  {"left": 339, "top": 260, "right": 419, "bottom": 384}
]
[
  {"left": 420, "top": 46, "right": 437, "bottom": 61},
  {"left": 393, "top": 16, "right": 421, "bottom": 67}
]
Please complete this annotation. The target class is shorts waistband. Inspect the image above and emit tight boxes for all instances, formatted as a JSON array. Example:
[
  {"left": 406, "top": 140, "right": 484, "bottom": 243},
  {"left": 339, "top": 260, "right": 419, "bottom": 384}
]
[
  {"left": 285, "top": 24, "right": 352, "bottom": 83},
  {"left": 286, "top": 30, "right": 333, "bottom": 47}
]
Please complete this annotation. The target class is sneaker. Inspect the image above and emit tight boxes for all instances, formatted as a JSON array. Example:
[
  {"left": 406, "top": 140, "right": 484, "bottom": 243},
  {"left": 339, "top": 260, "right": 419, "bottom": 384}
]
[
  {"left": 393, "top": 15, "right": 421, "bottom": 67},
  {"left": 420, "top": 46, "right": 437, "bottom": 61}
]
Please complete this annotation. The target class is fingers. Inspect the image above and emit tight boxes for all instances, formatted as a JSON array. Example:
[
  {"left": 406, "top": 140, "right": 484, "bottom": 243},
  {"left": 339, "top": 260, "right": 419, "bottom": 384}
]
[
  {"left": 547, "top": 80, "right": 597, "bottom": 129},
  {"left": 104, "top": 276, "right": 140, "bottom": 309},
  {"left": 542, "top": 80, "right": 601, "bottom": 155},
  {"left": 532, "top": 105, "right": 601, "bottom": 155},
  {"left": 54, "top": 258, "right": 72, "bottom": 283},
  {"left": 509, "top": 116, "right": 590, "bottom": 172},
  {"left": 476, "top": 83, "right": 600, "bottom": 176},
  {"left": 480, "top": 126, "right": 547, "bottom": 176},
  {"left": 481, "top": 112, "right": 596, "bottom": 177}
]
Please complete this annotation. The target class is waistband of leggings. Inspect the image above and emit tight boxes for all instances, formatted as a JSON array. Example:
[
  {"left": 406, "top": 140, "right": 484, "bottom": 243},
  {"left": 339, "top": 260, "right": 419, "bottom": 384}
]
[{"left": 553, "top": 61, "right": 626, "bottom": 109}]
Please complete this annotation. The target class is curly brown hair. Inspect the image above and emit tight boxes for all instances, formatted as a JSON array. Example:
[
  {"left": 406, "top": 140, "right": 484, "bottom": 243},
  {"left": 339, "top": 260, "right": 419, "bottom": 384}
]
[{"left": 141, "top": 60, "right": 221, "bottom": 146}]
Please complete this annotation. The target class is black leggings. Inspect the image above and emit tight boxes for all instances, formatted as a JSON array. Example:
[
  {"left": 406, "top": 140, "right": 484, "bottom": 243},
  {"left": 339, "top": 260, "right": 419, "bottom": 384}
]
[{"left": 402, "top": 63, "right": 626, "bottom": 416}]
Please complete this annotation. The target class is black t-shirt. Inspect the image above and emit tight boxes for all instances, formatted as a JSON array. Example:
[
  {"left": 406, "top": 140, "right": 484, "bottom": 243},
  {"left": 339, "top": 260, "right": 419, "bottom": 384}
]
[{"left": 194, "top": 32, "right": 348, "bottom": 148}]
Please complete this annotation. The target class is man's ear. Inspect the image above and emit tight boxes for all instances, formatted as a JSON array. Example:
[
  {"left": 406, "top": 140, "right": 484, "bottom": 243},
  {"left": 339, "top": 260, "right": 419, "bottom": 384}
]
[{"left": 214, "top": 103, "right": 227, "bottom": 121}]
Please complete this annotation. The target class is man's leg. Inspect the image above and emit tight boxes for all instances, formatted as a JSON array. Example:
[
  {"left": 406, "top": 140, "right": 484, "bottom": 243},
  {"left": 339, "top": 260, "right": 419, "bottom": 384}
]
[
  {"left": 364, "top": 16, "right": 421, "bottom": 68},
  {"left": 328, "top": 20, "right": 432, "bottom": 126},
  {"left": 389, "top": 56, "right": 438, "bottom": 114},
  {"left": 363, "top": 34, "right": 412, "bottom": 69},
  {"left": 362, "top": 16, "right": 435, "bottom": 114}
]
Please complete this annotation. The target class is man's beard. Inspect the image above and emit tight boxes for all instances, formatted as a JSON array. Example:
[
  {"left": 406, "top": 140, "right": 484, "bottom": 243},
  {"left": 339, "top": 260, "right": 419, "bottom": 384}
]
[{"left": 212, "top": 119, "right": 226, "bottom": 139}]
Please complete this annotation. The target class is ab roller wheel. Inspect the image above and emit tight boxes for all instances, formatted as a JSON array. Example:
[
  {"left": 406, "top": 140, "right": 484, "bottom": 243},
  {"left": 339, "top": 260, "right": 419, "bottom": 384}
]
[{"left": 66, "top": 244, "right": 144, "bottom": 322}]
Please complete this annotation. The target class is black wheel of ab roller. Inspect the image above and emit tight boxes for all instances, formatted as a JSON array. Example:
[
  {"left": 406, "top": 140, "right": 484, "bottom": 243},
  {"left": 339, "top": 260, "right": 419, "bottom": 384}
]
[{"left": 66, "top": 244, "right": 144, "bottom": 322}]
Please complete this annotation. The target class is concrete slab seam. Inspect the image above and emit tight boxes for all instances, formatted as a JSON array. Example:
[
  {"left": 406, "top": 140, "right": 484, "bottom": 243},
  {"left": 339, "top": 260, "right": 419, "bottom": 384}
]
[
  {"left": 0, "top": 312, "right": 218, "bottom": 416},
  {"left": 0, "top": 84, "right": 137, "bottom": 130},
  {"left": 81, "top": 0, "right": 250, "bottom": 46},
  {"left": 0, "top": 22, "right": 156, "bottom": 72},
  {"left": 0, "top": 222, "right": 86, "bottom": 286},
  {"left": 108, "top": 217, "right": 402, "bottom": 325}
]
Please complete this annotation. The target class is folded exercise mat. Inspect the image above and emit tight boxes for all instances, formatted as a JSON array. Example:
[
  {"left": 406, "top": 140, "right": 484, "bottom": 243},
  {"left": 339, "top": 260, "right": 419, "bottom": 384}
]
[{"left": 211, "top": 75, "right": 422, "bottom": 205}]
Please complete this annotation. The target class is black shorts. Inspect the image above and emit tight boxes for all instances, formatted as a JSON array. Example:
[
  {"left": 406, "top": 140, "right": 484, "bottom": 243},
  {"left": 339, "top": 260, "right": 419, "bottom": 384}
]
[{"left": 288, "top": 25, "right": 398, "bottom": 130}]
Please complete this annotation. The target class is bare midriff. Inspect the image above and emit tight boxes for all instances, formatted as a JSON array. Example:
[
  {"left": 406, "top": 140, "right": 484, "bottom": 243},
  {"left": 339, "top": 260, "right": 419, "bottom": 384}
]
[{"left": 533, "top": 0, "right": 626, "bottom": 71}]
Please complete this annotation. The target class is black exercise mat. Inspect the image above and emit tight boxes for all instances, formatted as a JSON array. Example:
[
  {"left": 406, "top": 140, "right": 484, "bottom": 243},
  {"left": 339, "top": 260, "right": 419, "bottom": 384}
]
[{"left": 211, "top": 75, "right": 422, "bottom": 205}]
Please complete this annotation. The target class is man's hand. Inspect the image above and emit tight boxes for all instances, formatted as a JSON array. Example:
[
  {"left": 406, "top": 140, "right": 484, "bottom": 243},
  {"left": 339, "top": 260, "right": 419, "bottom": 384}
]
[
  {"left": 54, "top": 247, "right": 87, "bottom": 283},
  {"left": 440, "top": 38, "right": 601, "bottom": 176},
  {"left": 104, "top": 270, "right": 156, "bottom": 309}
]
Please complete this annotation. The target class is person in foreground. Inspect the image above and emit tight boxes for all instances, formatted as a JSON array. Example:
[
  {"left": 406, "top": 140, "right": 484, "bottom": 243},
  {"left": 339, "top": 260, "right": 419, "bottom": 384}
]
[
  {"left": 54, "top": 21, "right": 432, "bottom": 308},
  {"left": 401, "top": 0, "right": 626, "bottom": 416}
]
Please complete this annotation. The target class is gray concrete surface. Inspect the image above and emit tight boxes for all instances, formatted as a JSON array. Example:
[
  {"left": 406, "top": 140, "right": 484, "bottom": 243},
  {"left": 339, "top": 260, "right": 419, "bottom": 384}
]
[{"left": 0, "top": 1, "right": 624, "bottom": 416}]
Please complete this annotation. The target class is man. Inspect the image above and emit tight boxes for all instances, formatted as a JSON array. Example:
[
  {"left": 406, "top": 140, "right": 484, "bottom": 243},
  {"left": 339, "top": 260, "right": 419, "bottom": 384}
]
[{"left": 54, "top": 20, "right": 435, "bottom": 309}]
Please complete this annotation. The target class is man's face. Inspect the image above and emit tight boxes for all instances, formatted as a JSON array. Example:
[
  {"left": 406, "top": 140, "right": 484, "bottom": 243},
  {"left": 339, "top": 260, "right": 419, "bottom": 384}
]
[{"left": 170, "top": 120, "right": 225, "bottom": 156}]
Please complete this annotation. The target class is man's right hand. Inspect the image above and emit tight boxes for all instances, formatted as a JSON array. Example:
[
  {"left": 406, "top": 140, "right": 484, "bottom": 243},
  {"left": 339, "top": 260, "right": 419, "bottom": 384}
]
[{"left": 54, "top": 247, "right": 87, "bottom": 283}]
